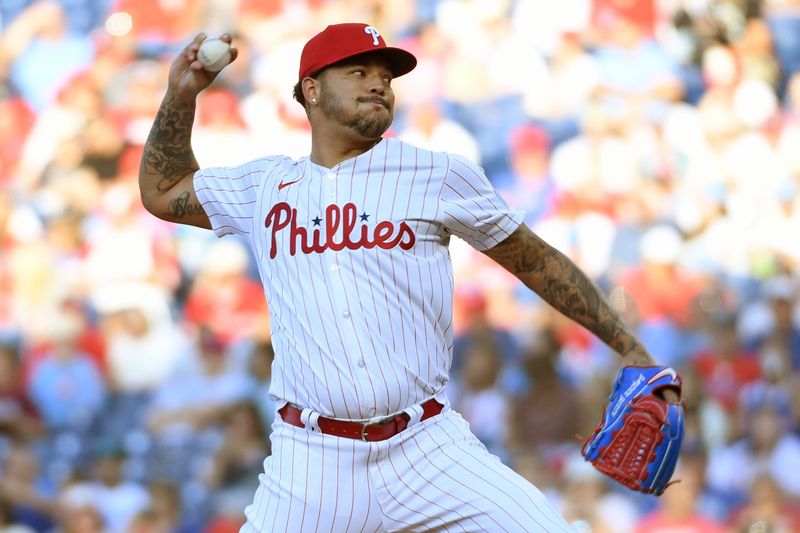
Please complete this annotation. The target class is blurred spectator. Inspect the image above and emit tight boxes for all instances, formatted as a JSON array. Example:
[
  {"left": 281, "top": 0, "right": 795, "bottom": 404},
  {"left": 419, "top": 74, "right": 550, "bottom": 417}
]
[
  {"left": 81, "top": 449, "right": 150, "bottom": 533},
  {"left": 744, "top": 276, "right": 800, "bottom": 371},
  {"left": 193, "top": 88, "right": 262, "bottom": 168},
  {"left": 762, "top": 0, "right": 800, "bottom": 95},
  {"left": 591, "top": 7, "right": 684, "bottom": 123},
  {"left": 78, "top": 114, "right": 127, "bottom": 182},
  {"left": 0, "top": 343, "right": 42, "bottom": 443},
  {"left": 0, "top": 195, "right": 16, "bottom": 337},
  {"left": 0, "top": 495, "right": 36, "bottom": 533},
  {"left": 558, "top": 451, "right": 639, "bottom": 533},
  {"left": 449, "top": 334, "right": 510, "bottom": 461},
  {"left": 705, "top": 392, "right": 800, "bottom": 510},
  {"left": 506, "top": 331, "right": 579, "bottom": 455},
  {"left": 94, "top": 282, "right": 188, "bottom": 440},
  {"left": 633, "top": 458, "right": 727, "bottom": 533},
  {"left": 203, "top": 401, "right": 269, "bottom": 518},
  {"left": 692, "top": 313, "right": 762, "bottom": 417},
  {"left": 126, "top": 509, "right": 170, "bottom": 533},
  {"left": 55, "top": 483, "right": 105, "bottom": 533},
  {"left": 113, "top": 0, "right": 203, "bottom": 52},
  {"left": 738, "top": 338, "right": 796, "bottom": 433},
  {"left": 510, "top": 450, "right": 560, "bottom": 504},
  {"left": 145, "top": 328, "right": 250, "bottom": 483},
  {"left": 245, "top": 340, "right": 277, "bottom": 430},
  {"left": 142, "top": 480, "right": 195, "bottom": 533},
  {"left": 0, "top": 98, "right": 35, "bottom": 185},
  {"left": 520, "top": 31, "right": 596, "bottom": 143},
  {"left": 728, "top": 472, "right": 800, "bottom": 532},
  {"left": 736, "top": 17, "right": 781, "bottom": 89},
  {"left": 0, "top": 0, "right": 94, "bottom": 111},
  {"left": 680, "top": 363, "right": 729, "bottom": 455},
  {"left": 591, "top": 0, "right": 657, "bottom": 39},
  {"left": 397, "top": 97, "right": 481, "bottom": 164},
  {"left": 451, "top": 286, "right": 523, "bottom": 392},
  {"left": 572, "top": 363, "right": 619, "bottom": 445},
  {"left": 495, "top": 124, "right": 557, "bottom": 226},
  {"left": 59, "top": 507, "right": 104, "bottom": 533},
  {"left": 777, "top": 71, "right": 800, "bottom": 176},
  {"left": 26, "top": 310, "right": 105, "bottom": 433},
  {"left": 104, "top": 60, "right": 167, "bottom": 149},
  {"left": 5, "top": 234, "right": 59, "bottom": 342},
  {"left": 0, "top": 444, "right": 57, "bottom": 531},
  {"left": 616, "top": 224, "right": 703, "bottom": 331},
  {"left": 549, "top": 100, "right": 641, "bottom": 213},
  {"left": 84, "top": 183, "right": 178, "bottom": 292},
  {"left": 183, "top": 239, "right": 269, "bottom": 345},
  {"left": 201, "top": 515, "right": 244, "bottom": 533},
  {"left": 147, "top": 330, "right": 250, "bottom": 437}
]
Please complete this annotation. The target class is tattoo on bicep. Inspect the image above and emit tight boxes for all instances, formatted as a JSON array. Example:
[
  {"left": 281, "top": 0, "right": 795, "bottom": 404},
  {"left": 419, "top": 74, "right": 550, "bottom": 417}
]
[
  {"left": 486, "top": 227, "right": 542, "bottom": 273},
  {"left": 168, "top": 191, "right": 205, "bottom": 218},
  {"left": 142, "top": 95, "right": 199, "bottom": 191}
]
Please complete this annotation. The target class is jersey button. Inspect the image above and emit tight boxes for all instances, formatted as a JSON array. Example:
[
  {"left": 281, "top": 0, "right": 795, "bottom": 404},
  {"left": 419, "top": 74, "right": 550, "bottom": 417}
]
[
  {"left": 357, "top": 359, "right": 365, "bottom": 368},
  {"left": 330, "top": 264, "right": 339, "bottom": 272},
  {"left": 327, "top": 173, "right": 336, "bottom": 180},
  {"left": 342, "top": 310, "right": 351, "bottom": 318}
]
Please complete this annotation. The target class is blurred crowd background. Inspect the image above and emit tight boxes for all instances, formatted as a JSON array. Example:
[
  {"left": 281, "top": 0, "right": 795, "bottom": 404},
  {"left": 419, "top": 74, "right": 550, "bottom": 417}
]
[{"left": 1, "top": 0, "right": 800, "bottom": 531}]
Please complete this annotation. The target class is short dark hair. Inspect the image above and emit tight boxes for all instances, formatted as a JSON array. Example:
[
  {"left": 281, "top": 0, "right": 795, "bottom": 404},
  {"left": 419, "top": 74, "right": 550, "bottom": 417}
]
[
  {"left": 294, "top": 69, "right": 326, "bottom": 109},
  {"left": 292, "top": 80, "right": 306, "bottom": 107}
]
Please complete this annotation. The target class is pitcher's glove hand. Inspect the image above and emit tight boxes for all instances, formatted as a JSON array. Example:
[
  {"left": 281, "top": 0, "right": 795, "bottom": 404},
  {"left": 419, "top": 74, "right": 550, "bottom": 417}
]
[{"left": 581, "top": 366, "right": 684, "bottom": 495}]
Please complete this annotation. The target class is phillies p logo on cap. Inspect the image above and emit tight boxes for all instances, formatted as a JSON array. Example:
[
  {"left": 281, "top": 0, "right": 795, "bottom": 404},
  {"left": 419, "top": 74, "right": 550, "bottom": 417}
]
[
  {"left": 298, "top": 23, "right": 417, "bottom": 80},
  {"left": 364, "top": 26, "right": 381, "bottom": 45}
]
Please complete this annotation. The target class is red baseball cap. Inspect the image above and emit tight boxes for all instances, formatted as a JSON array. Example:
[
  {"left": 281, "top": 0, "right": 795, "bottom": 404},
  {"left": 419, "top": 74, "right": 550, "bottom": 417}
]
[{"left": 298, "top": 23, "right": 417, "bottom": 80}]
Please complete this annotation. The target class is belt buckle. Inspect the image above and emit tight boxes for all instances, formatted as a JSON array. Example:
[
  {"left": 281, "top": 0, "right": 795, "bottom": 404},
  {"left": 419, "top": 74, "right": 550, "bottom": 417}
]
[
  {"left": 361, "top": 420, "right": 384, "bottom": 442},
  {"left": 359, "top": 422, "right": 369, "bottom": 441},
  {"left": 359, "top": 416, "right": 392, "bottom": 441}
]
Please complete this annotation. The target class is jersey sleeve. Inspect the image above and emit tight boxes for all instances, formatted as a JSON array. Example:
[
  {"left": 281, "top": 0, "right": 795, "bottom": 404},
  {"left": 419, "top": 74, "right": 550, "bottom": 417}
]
[
  {"left": 193, "top": 158, "right": 272, "bottom": 238},
  {"left": 438, "top": 154, "right": 524, "bottom": 251}
]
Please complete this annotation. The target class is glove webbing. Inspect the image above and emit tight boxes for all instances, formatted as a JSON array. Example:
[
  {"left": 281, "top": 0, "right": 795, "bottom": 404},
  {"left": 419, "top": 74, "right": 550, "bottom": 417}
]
[{"left": 588, "top": 397, "right": 678, "bottom": 495}]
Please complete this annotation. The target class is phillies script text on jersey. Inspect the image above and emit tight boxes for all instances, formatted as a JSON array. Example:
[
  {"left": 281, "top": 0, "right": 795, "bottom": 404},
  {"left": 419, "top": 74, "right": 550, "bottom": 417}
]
[{"left": 264, "top": 201, "right": 416, "bottom": 259}]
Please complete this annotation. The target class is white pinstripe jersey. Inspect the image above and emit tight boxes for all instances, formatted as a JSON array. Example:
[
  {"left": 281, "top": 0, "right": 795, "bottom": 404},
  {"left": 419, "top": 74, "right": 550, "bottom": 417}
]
[{"left": 194, "top": 137, "right": 523, "bottom": 419}]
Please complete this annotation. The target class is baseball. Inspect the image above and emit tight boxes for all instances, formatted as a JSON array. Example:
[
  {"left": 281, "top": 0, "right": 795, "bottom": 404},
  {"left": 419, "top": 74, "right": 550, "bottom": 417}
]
[{"left": 197, "top": 37, "right": 232, "bottom": 72}]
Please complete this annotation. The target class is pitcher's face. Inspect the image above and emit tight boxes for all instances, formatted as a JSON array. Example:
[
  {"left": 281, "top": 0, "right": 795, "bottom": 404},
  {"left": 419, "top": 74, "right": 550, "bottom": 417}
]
[{"left": 316, "top": 54, "right": 395, "bottom": 139}]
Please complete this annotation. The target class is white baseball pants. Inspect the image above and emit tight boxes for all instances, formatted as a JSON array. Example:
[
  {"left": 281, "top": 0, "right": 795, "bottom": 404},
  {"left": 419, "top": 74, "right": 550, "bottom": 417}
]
[{"left": 240, "top": 407, "right": 574, "bottom": 532}]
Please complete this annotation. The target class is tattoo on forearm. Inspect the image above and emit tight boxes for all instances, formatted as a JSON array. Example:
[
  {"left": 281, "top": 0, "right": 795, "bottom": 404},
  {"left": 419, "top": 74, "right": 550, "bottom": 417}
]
[
  {"left": 142, "top": 93, "right": 199, "bottom": 192},
  {"left": 168, "top": 191, "right": 205, "bottom": 218},
  {"left": 486, "top": 227, "right": 643, "bottom": 357}
]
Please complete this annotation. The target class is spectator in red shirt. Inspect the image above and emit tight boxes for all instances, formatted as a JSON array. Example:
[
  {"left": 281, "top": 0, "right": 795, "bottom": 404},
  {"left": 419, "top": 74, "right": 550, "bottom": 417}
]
[
  {"left": 617, "top": 225, "right": 702, "bottom": 330},
  {"left": 183, "top": 240, "right": 269, "bottom": 345},
  {"left": 692, "top": 314, "right": 762, "bottom": 413}
]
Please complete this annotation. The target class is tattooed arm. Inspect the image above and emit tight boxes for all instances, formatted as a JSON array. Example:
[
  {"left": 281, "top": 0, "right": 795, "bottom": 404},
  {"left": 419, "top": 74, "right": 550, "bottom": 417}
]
[
  {"left": 483, "top": 224, "right": 655, "bottom": 367},
  {"left": 138, "top": 33, "right": 237, "bottom": 228},
  {"left": 139, "top": 93, "right": 209, "bottom": 228}
]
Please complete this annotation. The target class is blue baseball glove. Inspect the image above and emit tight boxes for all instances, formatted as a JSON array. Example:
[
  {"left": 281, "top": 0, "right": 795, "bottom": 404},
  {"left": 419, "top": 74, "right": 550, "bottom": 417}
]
[{"left": 581, "top": 366, "right": 684, "bottom": 495}]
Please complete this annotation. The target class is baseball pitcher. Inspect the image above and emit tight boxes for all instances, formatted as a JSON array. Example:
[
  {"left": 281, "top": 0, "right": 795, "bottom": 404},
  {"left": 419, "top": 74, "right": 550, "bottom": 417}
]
[{"left": 138, "top": 23, "right": 682, "bottom": 532}]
